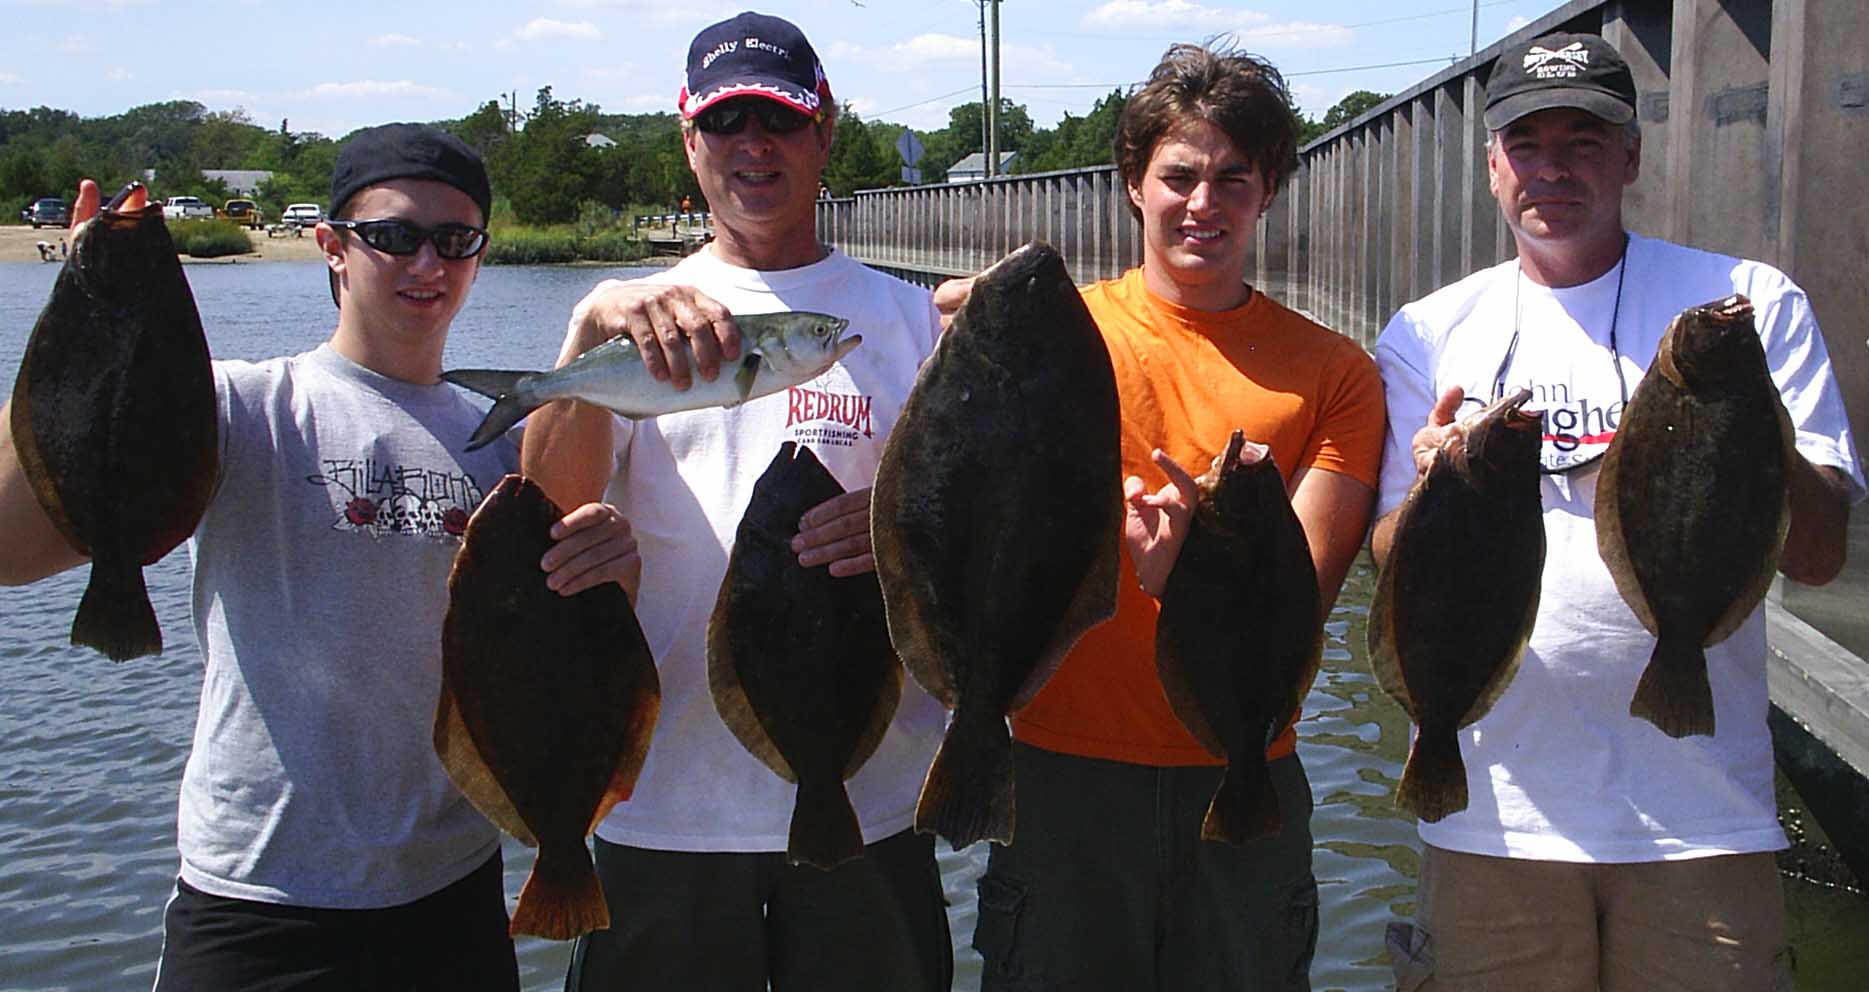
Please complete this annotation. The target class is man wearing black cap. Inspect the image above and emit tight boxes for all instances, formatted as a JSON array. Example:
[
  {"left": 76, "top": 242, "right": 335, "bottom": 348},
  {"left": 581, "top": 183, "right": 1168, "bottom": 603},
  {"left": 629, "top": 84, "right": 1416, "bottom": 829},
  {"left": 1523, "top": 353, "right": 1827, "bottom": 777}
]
[
  {"left": 1369, "top": 32, "right": 1861, "bottom": 991},
  {"left": 0, "top": 122, "right": 641, "bottom": 989},
  {"left": 524, "top": 11, "right": 952, "bottom": 992}
]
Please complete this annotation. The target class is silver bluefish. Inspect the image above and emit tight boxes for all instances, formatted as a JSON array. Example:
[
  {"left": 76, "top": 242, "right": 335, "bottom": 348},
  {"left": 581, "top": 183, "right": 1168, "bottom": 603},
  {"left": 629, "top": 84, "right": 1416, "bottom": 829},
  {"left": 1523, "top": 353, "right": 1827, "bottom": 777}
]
[
  {"left": 443, "top": 311, "right": 856, "bottom": 451},
  {"left": 10, "top": 182, "right": 217, "bottom": 661},
  {"left": 1156, "top": 432, "right": 1321, "bottom": 846},
  {"left": 871, "top": 241, "right": 1123, "bottom": 850},
  {"left": 1595, "top": 295, "right": 1793, "bottom": 739},
  {"left": 1370, "top": 389, "right": 1544, "bottom": 822}
]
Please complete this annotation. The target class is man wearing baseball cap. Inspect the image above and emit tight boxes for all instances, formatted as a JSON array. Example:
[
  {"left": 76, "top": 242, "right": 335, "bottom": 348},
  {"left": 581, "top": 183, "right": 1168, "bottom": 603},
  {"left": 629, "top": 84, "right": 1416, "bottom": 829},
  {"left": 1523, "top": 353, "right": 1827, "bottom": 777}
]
[
  {"left": 525, "top": 12, "right": 953, "bottom": 992},
  {"left": 0, "top": 122, "right": 642, "bottom": 989},
  {"left": 1369, "top": 32, "right": 1860, "bottom": 991}
]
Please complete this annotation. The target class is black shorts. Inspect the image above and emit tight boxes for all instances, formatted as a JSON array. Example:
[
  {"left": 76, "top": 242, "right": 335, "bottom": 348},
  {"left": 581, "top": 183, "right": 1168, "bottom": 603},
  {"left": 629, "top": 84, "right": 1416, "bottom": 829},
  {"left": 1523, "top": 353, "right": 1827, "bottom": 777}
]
[
  {"left": 152, "top": 849, "right": 520, "bottom": 992},
  {"left": 564, "top": 828, "right": 953, "bottom": 992}
]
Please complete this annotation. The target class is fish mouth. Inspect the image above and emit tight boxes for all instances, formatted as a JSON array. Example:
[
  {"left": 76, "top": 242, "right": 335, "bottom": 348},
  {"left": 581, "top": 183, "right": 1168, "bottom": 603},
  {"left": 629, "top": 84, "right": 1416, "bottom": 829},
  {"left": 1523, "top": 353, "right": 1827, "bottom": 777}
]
[{"left": 1489, "top": 387, "right": 1541, "bottom": 431}]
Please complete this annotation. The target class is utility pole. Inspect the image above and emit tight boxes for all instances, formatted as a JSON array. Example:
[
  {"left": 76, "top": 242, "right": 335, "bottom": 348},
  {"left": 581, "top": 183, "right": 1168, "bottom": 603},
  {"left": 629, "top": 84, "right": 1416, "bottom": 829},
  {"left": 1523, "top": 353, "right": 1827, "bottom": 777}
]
[
  {"left": 1470, "top": 0, "right": 1479, "bottom": 58},
  {"left": 978, "top": 2, "right": 989, "bottom": 172},
  {"left": 987, "top": 0, "right": 1002, "bottom": 177}
]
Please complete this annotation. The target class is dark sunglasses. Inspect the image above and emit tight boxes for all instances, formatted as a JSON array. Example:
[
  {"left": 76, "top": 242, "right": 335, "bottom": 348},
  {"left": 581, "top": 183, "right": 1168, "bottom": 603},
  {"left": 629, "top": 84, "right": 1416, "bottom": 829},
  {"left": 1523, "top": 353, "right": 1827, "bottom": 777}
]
[
  {"left": 693, "top": 100, "right": 817, "bottom": 136},
  {"left": 327, "top": 218, "right": 488, "bottom": 260}
]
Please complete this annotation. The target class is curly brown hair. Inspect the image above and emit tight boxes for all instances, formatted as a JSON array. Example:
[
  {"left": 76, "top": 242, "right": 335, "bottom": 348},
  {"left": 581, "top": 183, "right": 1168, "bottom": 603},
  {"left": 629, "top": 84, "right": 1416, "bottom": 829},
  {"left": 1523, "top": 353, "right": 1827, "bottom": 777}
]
[{"left": 1113, "top": 41, "right": 1301, "bottom": 220}]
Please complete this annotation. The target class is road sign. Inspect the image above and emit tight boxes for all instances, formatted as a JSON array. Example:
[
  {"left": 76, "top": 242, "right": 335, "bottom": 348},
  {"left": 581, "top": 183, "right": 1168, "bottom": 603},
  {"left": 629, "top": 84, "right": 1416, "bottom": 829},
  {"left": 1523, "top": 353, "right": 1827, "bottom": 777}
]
[
  {"left": 895, "top": 130, "right": 925, "bottom": 167},
  {"left": 901, "top": 166, "right": 923, "bottom": 184}
]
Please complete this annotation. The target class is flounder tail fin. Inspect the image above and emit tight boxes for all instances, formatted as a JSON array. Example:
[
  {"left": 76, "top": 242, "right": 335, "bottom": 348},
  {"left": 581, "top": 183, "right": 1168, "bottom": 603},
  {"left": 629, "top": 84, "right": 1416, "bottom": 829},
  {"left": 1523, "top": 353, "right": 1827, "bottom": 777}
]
[
  {"left": 509, "top": 844, "right": 609, "bottom": 941},
  {"left": 787, "top": 778, "right": 865, "bottom": 871},
  {"left": 914, "top": 707, "right": 1014, "bottom": 850},
  {"left": 1201, "top": 757, "right": 1282, "bottom": 846},
  {"left": 71, "top": 560, "right": 160, "bottom": 661},
  {"left": 1396, "top": 729, "right": 1469, "bottom": 823},
  {"left": 1630, "top": 635, "right": 1716, "bottom": 738}
]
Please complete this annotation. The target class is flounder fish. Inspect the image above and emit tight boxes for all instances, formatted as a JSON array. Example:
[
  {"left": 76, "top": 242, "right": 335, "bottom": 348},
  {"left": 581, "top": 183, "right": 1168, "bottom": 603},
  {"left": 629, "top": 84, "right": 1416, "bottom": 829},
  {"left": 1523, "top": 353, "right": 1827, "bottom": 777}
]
[
  {"left": 9, "top": 181, "right": 217, "bottom": 660},
  {"left": 1370, "top": 389, "right": 1544, "bottom": 822},
  {"left": 442, "top": 311, "right": 857, "bottom": 451},
  {"left": 1156, "top": 432, "right": 1321, "bottom": 845},
  {"left": 707, "top": 442, "right": 903, "bottom": 870},
  {"left": 1595, "top": 294, "right": 1793, "bottom": 738},
  {"left": 436, "top": 474, "right": 660, "bottom": 940},
  {"left": 871, "top": 241, "right": 1122, "bottom": 849}
]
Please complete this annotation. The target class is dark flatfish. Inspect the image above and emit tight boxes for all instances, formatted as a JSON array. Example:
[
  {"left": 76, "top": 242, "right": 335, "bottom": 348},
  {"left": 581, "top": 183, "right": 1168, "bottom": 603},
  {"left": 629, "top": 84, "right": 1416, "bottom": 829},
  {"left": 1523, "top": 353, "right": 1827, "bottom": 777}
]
[
  {"left": 436, "top": 474, "right": 660, "bottom": 940},
  {"left": 10, "top": 182, "right": 216, "bottom": 660},
  {"left": 1370, "top": 389, "right": 1543, "bottom": 822},
  {"left": 707, "top": 442, "right": 903, "bottom": 870},
  {"left": 1596, "top": 294, "right": 1792, "bottom": 738},
  {"left": 871, "top": 241, "right": 1123, "bottom": 849},
  {"left": 1156, "top": 431, "right": 1321, "bottom": 845}
]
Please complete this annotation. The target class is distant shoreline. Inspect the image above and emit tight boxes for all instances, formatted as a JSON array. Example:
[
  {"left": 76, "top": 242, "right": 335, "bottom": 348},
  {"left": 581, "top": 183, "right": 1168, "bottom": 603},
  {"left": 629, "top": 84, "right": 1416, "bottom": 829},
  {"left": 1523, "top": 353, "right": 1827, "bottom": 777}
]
[{"left": 0, "top": 225, "right": 678, "bottom": 267}]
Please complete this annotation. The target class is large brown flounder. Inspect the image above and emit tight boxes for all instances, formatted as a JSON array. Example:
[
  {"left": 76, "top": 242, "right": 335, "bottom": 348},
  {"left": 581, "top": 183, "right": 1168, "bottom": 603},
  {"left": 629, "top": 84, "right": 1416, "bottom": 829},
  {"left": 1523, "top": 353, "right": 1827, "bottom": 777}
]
[
  {"left": 436, "top": 474, "right": 660, "bottom": 940},
  {"left": 10, "top": 182, "right": 217, "bottom": 660},
  {"left": 1371, "top": 389, "right": 1544, "bottom": 822},
  {"left": 1595, "top": 294, "right": 1793, "bottom": 739},
  {"left": 1156, "top": 431, "right": 1321, "bottom": 845},
  {"left": 871, "top": 241, "right": 1122, "bottom": 850},
  {"left": 708, "top": 442, "right": 903, "bottom": 870}
]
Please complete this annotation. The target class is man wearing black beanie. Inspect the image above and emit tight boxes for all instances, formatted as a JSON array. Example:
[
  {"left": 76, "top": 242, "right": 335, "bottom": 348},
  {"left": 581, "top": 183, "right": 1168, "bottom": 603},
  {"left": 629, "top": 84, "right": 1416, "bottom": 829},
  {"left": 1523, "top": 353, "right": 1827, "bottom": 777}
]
[{"left": 0, "top": 122, "right": 642, "bottom": 990}]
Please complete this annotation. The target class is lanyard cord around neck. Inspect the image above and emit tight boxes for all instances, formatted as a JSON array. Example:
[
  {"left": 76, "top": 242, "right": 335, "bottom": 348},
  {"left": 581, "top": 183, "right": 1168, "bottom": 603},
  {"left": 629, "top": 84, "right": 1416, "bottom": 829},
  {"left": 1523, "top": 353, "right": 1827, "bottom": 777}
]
[{"left": 1492, "top": 234, "right": 1633, "bottom": 407}]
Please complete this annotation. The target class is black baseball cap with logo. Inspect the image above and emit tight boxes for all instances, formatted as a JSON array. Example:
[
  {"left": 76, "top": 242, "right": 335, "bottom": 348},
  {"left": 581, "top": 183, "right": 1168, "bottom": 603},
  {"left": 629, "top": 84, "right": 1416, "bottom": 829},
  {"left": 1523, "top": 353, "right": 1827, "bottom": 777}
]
[
  {"left": 1483, "top": 32, "right": 1637, "bottom": 130},
  {"left": 678, "top": 11, "right": 832, "bottom": 121}
]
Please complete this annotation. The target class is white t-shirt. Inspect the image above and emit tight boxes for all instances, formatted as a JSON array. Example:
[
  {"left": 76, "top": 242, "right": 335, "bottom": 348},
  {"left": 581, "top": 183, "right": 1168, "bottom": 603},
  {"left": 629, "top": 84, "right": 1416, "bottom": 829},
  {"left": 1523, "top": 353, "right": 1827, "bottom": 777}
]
[
  {"left": 180, "top": 345, "right": 517, "bottom": 908},
  {"left": 592, "top": 246, "right": 949, "bottom": 852},
  {"left": 1374, "top": 233, "right": 1865, "bottom": 863}
]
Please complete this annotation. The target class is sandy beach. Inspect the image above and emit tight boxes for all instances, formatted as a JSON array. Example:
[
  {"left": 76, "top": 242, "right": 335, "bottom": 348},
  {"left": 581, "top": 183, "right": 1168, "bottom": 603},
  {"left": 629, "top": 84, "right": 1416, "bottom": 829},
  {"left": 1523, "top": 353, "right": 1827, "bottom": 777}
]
[{"left": 0, "top": 222, "right": 326, "bottom": 264}]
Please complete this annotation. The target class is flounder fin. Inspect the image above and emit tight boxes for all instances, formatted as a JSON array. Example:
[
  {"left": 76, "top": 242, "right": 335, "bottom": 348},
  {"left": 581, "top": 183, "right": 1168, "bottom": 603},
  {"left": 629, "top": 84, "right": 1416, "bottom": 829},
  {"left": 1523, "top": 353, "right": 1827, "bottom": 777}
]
[
  {"left": 1201, "top": 757, "right": 1281, "bottom": 846},
  {"left": 1395, "top": 729, "right": 1469, "bottom": 823},
  {"left": 787, "top": 777, "right": 866, "bottom": 870},
  {"left": 1153, "top": 620, "right": 1226, "bottom": 757},
  {"left": 508, "top": 843, "right": 609, "bottom": 940},
  {"left": 1630, "top": 635, "right": 1715, "bottom": 738},
  {"left": 914, "top": 708, "right": 1014, "bottom": 850},
  {"left": 71, "top": 558, "right": 161, "bottom": 661},
  {"left": 845, "top": 662, "right": 904, "bottom": 779},
  {"left": 1367, "top": 554, "right": 1416, "bottom": 718},
  {"left": 433, "top": 679, "right": 536, "bottom": 845},
  {"left": 1594, "top": 436, "right": 1659, "bottom": 635},
  {"left": 705, "top": 591, "right": 796, "bottom": 782}
]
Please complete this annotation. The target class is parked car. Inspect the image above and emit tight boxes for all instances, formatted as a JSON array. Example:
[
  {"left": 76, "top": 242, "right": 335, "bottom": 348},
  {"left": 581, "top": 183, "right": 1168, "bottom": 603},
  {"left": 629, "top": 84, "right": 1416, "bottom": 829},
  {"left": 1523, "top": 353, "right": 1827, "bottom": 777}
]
[
  {"left": 161, "top": 196, "right": 214, "bottom": 222},
  {"left": 281, "top": 203, "right": 324, "bottom": 228},
  {"left": 220, "top": 198, "right": 264, "bottom": 229},
  {"left": 23, "top": 197, "right": 69, "bottom": 229}
]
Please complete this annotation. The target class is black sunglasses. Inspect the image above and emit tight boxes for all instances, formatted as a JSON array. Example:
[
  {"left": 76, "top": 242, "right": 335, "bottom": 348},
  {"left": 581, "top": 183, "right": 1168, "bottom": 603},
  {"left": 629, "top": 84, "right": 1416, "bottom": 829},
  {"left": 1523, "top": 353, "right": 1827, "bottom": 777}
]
[
  {"left": 693, "top": 100, "right": 817, "bottom": 136},
  {"left": 328, "top": 218, "right": 489, "bottom": 260}
]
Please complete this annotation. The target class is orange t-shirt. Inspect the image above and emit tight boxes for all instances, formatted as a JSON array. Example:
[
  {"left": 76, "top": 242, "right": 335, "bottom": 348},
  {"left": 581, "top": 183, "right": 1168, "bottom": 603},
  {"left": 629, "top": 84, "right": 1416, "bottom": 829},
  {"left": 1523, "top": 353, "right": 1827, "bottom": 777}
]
[{"left": 1011, "top": 268, "right": 1385, "bottom": 766}]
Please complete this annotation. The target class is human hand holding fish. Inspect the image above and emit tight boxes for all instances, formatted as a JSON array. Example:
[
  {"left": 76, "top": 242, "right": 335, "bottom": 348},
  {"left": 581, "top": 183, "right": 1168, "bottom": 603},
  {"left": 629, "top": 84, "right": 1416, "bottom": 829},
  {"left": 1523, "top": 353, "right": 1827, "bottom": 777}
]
[
  {"left": 541, "top": 501, "right": 641, "bottom": 600},
  {"left": 792, "top": 486, "right": 876, "bottom": 577},
  {"left": 1408, "top": 386, "right": 1472, "bottom": 475},
  {"left": 564, "top": 279, "right": 742, "bottom": 390},
  {"left": 1124, "top": 448, "right": 1201, "bottom": 598},
  {"left": 932, "top": 276, "right": 975, "bottom": 333}
]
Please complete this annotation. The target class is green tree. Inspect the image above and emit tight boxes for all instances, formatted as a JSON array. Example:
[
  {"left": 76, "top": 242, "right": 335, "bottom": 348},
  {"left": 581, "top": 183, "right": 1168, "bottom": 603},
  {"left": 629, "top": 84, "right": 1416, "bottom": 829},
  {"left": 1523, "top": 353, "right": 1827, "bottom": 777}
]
[
  {"left": 824, "top": 108, "right": 897, "bottom": 196},
  {"left": 1017, "top": 88, "right": 1126, "bottom": 173},
  {"left": 1300, "top": 89, "right": 1391, "bottom": 145}
]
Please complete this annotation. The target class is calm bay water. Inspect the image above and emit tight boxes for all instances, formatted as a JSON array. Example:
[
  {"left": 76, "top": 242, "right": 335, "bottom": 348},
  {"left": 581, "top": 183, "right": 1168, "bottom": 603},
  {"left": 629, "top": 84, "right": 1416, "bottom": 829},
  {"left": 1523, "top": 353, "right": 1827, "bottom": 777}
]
[{"left": 0, "top": 259, "right": 1857, "bottom": 991}]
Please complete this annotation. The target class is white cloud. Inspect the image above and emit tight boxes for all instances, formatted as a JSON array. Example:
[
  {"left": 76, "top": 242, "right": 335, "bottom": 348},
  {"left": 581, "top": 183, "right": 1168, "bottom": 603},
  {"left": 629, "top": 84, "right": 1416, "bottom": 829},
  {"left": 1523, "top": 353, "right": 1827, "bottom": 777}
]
[
  {"left": 300, "top": 80, "right": 453, "bottom": 101},
  {"left": 1505, "top": 16, "right": 1531, "bottom": 32},
  {"left": 830, "top": 34, "right": 1071, "bottom": 77},
  {"left": 0, "top": 71, "right": 19, "bottom": 85},
  {"left": 190, "top": 88, "right": 256, "bottom": 104},
  {"left": 369, "top": 34, "right": 422, "bottom": 47},
  {"left": 57, "top": 34, "right": 94, "bottom": 55},
  {"left": 1082, "top": 2, "right": 1351, "bottom": 48},
  {"left": 514, "top": 18, "right": 603, "bottom": 42},
  {"left": 105, "top": 66, "right": 131, "bottom": 81}
]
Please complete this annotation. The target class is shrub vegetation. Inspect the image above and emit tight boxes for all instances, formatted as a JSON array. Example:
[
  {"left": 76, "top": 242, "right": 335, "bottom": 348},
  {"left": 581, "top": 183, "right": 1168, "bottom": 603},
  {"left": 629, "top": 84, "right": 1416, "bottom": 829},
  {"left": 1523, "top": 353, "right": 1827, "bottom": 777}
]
[{"left": 166, "top": 218, "right": 252, "bottom": 258}]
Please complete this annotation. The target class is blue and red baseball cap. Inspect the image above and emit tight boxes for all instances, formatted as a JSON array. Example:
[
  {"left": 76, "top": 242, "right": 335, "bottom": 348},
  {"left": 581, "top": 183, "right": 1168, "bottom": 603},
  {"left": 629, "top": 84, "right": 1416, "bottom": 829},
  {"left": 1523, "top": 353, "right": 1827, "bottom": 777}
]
[{"left": 678, "top": 11, "right": 833, "bottom": 121}]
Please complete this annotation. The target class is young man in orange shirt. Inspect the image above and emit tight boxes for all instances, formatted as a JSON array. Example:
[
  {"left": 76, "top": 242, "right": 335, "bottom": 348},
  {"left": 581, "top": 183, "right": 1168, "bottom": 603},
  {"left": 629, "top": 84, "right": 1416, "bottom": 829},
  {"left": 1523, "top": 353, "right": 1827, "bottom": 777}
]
[{"left": 938, "top": 41, "right": 1383, "bottom": 991}]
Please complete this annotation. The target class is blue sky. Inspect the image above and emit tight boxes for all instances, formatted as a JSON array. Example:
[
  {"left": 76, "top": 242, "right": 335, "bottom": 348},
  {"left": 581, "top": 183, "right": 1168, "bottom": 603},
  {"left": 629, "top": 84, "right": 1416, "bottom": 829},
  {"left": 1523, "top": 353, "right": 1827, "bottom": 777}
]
[{"left": 3, "top": 0, "right": 1548, "bottom": 138}]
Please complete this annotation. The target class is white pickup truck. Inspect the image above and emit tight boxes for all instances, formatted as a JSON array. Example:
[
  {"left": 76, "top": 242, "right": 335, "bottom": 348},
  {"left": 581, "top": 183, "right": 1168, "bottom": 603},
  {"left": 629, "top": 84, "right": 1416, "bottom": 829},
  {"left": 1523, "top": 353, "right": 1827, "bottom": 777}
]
[{"left": 161, "top": 196, "right": 214, "bottom": 221}]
